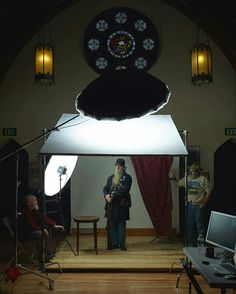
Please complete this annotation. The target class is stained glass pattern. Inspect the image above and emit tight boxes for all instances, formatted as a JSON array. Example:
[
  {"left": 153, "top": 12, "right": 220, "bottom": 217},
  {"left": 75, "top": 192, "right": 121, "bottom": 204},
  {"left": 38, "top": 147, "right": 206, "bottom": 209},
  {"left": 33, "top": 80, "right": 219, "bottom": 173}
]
[{"left": 83, "top": 7, "right": 160, "bottom": 73}]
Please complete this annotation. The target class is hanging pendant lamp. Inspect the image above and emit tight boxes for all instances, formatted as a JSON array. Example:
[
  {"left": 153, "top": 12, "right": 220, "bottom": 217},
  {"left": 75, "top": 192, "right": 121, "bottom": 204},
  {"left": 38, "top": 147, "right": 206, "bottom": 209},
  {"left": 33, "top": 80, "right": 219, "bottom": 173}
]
[
  {"left": 35, "top": 43, "right": 54, "bottom": 85},
  {"left": 35, "top": 23, "right": 54, "bottom": 85},
  {"left": 191, "top": 27, "right": 212, "bottom": 86}
]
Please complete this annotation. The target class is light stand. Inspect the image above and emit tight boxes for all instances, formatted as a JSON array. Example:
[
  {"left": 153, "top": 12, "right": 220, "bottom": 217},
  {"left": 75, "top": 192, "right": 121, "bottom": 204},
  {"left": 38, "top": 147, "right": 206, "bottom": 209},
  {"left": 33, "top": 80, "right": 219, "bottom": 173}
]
[
  {"left": 56, "top": 166, "right": 76, "bottom": 256},
  {"left": 183, "top": 130, "right": 189, "bottom": 247},
  {"left": 0, "top": 114, "right": 80, "bottom": 290},
  {"left": 37, "top": 132, "right": 62, "bottom": 281},
  {"left": 169, "top": 130, "right": 188, "bottom": 282}
]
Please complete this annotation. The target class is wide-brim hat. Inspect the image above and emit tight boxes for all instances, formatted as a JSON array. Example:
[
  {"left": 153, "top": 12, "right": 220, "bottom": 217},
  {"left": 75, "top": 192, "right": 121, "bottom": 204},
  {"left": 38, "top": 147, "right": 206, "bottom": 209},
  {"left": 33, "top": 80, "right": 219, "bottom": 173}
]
[{"left": 115, "top": 158, "right": 125, "bottom": 167}]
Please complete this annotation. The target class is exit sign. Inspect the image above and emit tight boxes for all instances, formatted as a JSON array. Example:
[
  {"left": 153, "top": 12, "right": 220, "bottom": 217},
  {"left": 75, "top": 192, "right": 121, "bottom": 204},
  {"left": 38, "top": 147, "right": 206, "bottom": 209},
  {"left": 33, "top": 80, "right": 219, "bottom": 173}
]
[
  {"left": 225, "top": 128, "right": 236, "bottom": 136},
  {"left": 2, "top": 128, "right": 17, "bottom": 136}
]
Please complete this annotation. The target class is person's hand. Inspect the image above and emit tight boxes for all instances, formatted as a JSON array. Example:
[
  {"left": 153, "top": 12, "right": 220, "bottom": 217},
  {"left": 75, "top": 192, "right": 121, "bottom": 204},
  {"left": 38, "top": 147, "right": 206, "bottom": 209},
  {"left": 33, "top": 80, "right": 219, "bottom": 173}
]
[
  {"left": 199, "top": 203, "right": 205, "bottom": 209},
  {"left": 54, "top": 224, "right": 64, "bottom": 231},
  {"left": 105, "top": 194, "right": 113, "bottom": 203},
  {"left": 170, "top": 169, "right": 177, "bottom": 179},
  {"left": 44, "top": 228, "right": 49, "bottom": 238},
  {"left": 169, "top": 169, "right": 179, "bottom": 183}
]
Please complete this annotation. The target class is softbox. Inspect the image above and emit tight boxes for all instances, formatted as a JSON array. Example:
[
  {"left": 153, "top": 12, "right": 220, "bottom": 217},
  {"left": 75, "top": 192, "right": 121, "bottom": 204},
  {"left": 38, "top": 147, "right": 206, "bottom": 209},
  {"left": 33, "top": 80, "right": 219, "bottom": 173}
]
[{"left": 75, "top": 70, "right": 170, "bottom": 121}]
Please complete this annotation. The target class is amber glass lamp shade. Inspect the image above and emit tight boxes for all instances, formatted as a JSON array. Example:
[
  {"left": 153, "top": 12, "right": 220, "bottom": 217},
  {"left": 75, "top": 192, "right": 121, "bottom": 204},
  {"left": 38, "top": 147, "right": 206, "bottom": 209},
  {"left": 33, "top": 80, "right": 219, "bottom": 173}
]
[
  {"left": 191, "top": 42, "right": 212, "bottom": 86},
  {"left": 35, "top": 43, "right": 54, "bottom": 85}
]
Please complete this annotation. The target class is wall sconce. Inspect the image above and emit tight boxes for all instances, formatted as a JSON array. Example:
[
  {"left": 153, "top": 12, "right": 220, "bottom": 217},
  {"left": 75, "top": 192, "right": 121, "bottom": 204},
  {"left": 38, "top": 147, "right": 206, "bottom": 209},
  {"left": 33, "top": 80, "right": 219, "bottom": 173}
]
[
  {"left": 191, "top": 27, "right": 212, "bottom": 86},
  {"left": 35, "top": 23, "right": 54, "bottom": 85}
]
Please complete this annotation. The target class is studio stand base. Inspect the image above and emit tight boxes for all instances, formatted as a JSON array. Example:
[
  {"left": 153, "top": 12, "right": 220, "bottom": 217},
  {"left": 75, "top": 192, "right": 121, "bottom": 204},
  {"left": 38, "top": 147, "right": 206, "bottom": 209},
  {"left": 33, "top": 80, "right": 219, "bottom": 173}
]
[{"left": 0, "top": 261, "right": 62, "bottom": 291}]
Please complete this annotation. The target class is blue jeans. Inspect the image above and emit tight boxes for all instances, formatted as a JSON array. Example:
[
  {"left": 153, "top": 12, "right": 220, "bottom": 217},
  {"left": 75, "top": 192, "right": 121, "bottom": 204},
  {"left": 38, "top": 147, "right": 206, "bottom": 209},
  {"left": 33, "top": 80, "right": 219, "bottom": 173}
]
[
  {"left": 187, "top": 204, "right": 205, "bottom": 246},
  {"left": 110, "top": 220, "right": 126, "bottom": 248}
]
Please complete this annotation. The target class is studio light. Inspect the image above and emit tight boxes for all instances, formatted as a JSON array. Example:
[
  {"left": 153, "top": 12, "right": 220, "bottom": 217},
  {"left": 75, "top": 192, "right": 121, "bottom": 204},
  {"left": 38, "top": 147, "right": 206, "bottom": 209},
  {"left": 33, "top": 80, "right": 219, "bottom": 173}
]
[
  {"left": 191, "top": 27, "right": 212, "bottom": 86},
  {"left": 75, "top": 70, "right": 170, "bottom": 121},
  {"left": 44, "top": 155, "right": 78, "bottom": 196}
]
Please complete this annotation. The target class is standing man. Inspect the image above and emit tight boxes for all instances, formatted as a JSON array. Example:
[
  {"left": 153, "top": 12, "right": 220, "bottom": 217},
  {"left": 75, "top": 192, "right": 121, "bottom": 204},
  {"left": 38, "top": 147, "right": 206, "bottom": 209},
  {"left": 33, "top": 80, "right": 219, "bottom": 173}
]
[
  {"left": 171, "top": 163, "right": 213, "bottom": 246},
  {"left": 103, "top": 159, "right": 132, "bottom": 251}
]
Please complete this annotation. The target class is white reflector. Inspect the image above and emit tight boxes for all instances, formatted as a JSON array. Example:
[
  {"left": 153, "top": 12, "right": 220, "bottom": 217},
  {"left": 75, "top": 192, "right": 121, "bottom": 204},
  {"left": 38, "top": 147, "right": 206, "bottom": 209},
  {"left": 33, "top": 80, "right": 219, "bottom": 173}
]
[{"left": 44, "top": 155, "right": 78, "bottom": 196}]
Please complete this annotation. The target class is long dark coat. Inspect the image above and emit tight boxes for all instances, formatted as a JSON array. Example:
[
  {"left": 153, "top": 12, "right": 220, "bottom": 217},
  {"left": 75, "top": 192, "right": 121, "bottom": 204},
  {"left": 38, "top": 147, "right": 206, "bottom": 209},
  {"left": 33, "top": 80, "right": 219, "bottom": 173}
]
[{"left": 103, "top": 172, "right": 132, "bottom": 221}]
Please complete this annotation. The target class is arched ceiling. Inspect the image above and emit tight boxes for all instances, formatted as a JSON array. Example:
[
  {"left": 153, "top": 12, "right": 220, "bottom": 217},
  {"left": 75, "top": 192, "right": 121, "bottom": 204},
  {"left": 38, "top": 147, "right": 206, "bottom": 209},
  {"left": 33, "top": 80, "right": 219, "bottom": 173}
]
[{"left": 0, "top": 0, "right": 235, "bottom": 85}]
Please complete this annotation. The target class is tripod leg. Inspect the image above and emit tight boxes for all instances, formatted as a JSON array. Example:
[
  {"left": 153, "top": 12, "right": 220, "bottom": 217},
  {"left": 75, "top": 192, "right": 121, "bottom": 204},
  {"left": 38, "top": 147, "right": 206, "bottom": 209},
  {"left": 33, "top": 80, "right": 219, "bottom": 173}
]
[
  {"left": 54, "top": 192, "right": 76, "bottom": 256},
  {"left": 0, "top": 256, "right": 16, "bottom": 289},
  {"left": 64, "top": 236, "right": 77, "bottom": 256},
  {"left": 150, "top": 236, "right": 159, "bottom": 243},
  {"left": 19, "top": 264, "right": 55, "bottom": 290}
]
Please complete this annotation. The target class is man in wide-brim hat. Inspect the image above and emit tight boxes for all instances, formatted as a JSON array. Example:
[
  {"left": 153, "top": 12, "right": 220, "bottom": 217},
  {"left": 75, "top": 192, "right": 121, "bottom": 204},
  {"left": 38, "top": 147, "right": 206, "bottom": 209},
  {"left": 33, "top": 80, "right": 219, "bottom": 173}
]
[
  {"left": 171, "top": 162, "right": 213, "bottom": 246},
  {"left": 103, "top": 158, "right": 132, "bottom": 251}
]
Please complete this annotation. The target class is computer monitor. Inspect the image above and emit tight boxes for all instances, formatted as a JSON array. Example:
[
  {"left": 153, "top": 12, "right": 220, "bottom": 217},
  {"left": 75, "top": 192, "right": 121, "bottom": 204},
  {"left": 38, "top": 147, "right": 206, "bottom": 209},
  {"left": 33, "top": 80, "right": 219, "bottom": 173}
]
[{"left": 205, "top": 211, "right": 236, "bottom": 253}]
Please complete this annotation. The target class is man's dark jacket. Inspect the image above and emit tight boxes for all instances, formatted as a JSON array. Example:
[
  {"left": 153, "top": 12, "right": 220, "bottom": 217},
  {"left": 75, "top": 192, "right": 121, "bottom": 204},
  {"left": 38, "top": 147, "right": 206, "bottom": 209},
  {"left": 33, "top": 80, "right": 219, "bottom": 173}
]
[{"left": 103, "top": 172, "right": 132, "bottom": 221}]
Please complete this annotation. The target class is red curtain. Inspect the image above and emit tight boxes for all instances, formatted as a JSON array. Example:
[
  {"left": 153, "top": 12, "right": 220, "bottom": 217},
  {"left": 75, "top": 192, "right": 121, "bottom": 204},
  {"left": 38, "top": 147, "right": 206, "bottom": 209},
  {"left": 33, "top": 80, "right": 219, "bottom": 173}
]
[{"left": 131, "top": 156, "right": 173, "bottom": 237}]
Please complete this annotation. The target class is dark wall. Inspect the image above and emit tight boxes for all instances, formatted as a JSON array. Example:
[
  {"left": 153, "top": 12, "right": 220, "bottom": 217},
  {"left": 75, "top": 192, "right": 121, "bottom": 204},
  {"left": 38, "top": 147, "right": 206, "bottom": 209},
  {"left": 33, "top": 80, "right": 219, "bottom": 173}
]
[
  {"left": 211, "top": 139, "right": 236, "bottom": 216},
  {"left": 0, "top": 139, "right": 29, "bottom": 217},
  {"left": 0, "top": 139, "right": 29, "bottom": 235}
]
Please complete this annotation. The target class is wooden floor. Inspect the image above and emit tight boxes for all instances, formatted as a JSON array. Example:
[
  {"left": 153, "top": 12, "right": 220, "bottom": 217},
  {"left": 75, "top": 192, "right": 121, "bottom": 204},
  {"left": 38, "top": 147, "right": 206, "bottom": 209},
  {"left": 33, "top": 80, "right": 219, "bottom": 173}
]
[
  {"left": 0, "top": 271, "right": 229, "bottom": 293},
  {"left": 0, "top": 236, "right": 234, "bottom": 293},
  {"left": 51, "top": 235, "right": 184, "bottom": 271}
]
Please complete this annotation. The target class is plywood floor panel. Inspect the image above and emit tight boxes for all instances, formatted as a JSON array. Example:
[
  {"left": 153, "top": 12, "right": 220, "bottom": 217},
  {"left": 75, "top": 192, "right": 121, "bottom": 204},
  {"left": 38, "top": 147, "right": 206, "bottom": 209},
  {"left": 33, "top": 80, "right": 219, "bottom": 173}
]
[{"left": 50, "top": 235, "right": 184, "bottom": 271}]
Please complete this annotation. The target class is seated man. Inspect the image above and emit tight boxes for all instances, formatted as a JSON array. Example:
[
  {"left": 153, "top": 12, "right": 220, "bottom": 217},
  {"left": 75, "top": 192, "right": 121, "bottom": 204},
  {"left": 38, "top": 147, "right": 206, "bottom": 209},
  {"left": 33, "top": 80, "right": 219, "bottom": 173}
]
[{"left": 19, "top": 194, "right": 64, "bottom": 265}]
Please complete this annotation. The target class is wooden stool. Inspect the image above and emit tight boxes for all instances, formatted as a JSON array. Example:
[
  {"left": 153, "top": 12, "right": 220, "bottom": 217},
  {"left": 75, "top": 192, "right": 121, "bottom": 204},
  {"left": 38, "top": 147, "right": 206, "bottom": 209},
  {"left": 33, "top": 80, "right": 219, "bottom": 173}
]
[{"left": 73, "top": 216, "right": 100, "bottom": 255}]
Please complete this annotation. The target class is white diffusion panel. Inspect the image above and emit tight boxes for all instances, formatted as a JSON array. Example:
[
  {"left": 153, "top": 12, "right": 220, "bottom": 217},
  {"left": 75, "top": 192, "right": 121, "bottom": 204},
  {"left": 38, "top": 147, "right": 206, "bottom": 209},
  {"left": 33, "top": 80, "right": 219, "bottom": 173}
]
[{"left": 39, "top": 114, "right": 187, "bottom": 156}]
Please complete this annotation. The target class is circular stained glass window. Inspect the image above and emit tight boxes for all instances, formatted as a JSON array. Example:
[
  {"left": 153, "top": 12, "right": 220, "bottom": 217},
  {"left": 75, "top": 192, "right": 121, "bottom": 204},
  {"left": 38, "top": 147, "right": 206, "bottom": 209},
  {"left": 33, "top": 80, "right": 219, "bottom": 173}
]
[{"left": 83, "top": 7, "right": 161, "bottom": 74}]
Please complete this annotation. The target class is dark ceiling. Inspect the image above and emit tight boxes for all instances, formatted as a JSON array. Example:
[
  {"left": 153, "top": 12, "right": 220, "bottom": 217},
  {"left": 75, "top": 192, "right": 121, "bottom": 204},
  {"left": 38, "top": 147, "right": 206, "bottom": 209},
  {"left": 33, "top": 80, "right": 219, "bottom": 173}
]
[{"left": 0, "top": 0, "right": 235, "bottom": 85}]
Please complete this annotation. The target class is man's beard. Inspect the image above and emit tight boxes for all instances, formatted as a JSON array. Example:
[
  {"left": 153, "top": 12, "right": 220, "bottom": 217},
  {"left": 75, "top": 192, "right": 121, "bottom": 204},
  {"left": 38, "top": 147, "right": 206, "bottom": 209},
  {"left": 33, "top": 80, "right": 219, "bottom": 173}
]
[
  {"left": 112, "top": 166, "right": 123, "bottom": 186},
  {"left": 34, "top": 204, "right": 39, "bottom": 210}
]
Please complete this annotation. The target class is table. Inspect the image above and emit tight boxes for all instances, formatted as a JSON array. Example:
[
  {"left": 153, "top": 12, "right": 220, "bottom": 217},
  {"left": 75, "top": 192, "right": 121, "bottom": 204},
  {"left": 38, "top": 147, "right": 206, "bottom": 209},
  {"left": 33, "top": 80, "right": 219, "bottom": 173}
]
[
  {"left": 182, "top": 247, "right": 236, "bottom": 294},
  {"left": 73, "top": 216, "right": 100, "bottom": 255}
]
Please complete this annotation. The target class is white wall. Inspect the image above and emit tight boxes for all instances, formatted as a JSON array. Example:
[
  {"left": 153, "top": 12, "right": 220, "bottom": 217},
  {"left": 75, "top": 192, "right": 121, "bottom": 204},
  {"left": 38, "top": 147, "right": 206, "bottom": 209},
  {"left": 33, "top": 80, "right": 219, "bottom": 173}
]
[
  {"left": 71, "top": 156, "right": 152, "bottom": 229},
  {"left": 0, "top": 0, "right": 235, "bottom": 230}
]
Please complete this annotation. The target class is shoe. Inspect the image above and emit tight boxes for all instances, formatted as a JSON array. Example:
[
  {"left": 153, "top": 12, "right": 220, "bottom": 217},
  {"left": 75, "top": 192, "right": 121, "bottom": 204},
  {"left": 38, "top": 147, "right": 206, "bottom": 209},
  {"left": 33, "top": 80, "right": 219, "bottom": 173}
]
[
  {"left": 107, "top": 245, "right": 119, "bottom": 250},
  {"left": 45, "top": 257, "right": 52, "bottom": 263},
  {"left": 46, "top": 251, "right": 55, "bottom": 259},
  {"left": 120, "top": 246, "right": 127, "bottom": 251},
  {"left": 44, "top": 252, "right": 55, "bottom": 263}
]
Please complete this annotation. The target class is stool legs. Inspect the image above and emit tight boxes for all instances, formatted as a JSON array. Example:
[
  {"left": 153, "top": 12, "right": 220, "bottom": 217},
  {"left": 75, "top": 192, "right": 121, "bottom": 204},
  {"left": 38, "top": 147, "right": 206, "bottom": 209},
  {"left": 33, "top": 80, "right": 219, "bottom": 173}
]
[
  {"left": 76, "top": 222, "right": 80, "bottom": 255},
  {"left": 94, "top": 222, "right": 98, "bottom": 255},
  {"left": 76, "top": 221, "right": 98, "bottom": 255}
]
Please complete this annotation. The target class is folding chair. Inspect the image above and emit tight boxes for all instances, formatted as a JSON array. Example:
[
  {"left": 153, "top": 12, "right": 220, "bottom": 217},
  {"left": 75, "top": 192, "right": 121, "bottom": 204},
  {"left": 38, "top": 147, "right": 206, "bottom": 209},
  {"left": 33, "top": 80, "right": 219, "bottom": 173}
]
[{"left": 3, "top": 216, "right": 36, "bottom": 264}]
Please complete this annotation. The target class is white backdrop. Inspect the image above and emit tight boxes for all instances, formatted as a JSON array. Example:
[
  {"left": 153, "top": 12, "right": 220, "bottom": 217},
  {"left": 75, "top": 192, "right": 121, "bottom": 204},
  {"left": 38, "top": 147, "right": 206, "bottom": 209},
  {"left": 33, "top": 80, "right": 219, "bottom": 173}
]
[{"left": 71, "top": 156, "right": 180, "bottom": 231}]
